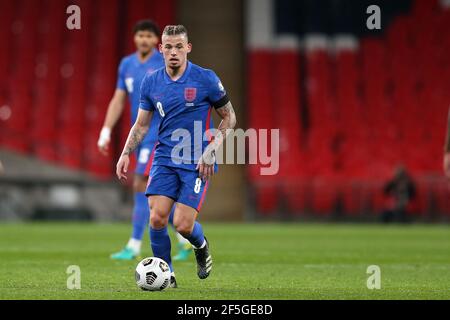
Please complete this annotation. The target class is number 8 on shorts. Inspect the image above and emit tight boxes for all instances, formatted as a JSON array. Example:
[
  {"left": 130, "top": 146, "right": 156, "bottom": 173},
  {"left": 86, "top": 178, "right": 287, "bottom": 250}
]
[{"left": 194, "top": 178, "right": 202, "bottom": 194}]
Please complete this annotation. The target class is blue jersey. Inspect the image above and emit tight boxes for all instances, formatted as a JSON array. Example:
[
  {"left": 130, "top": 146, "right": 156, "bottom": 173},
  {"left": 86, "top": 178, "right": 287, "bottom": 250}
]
[
  {"left": 139, "top": 61, "right": 229, "bottom": 171},
  {"left": 116, "top": 49, "right": 165, "bottom": 144}
]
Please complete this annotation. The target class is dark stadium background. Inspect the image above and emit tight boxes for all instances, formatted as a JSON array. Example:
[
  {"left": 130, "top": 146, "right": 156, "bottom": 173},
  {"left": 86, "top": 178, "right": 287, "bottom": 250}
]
[{"left": 0, "top": 0, "right": 448, "bottom": 222}]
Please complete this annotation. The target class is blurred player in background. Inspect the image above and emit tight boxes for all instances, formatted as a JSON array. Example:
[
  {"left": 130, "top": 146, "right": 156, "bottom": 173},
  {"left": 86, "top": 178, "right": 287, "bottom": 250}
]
[
  {"left": 97, "top": 20, "right": 192, "bottom": 261},
  {"left": 444, "top": 107, "right": 450, "bottom": 179},
  {"left": 116, "top": 25, "right": 237, "bottom": 286},
  {"left": 381, "top": 166, "right": 416, "bottom": 223}
]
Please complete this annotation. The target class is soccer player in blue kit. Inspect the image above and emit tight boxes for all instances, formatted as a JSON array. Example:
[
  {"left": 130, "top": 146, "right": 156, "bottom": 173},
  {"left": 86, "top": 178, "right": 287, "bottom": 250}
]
[
  {"left": 97, "top": 20, "right": 192, "bottom": 261},
  {"left": 116, "top": 25, "right": 236, "bottom": 286}
]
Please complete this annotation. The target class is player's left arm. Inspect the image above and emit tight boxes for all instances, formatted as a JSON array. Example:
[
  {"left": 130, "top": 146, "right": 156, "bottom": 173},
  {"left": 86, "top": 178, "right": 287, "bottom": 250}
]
[
  {"left": 214, "top": 101, "right": 237, "bottom": 146},
  {"left": 197, "top": 101, "right": 237, "bottom": 181},
  {"left": 444, "top": 107, "right": 450, "bottom": 178}
]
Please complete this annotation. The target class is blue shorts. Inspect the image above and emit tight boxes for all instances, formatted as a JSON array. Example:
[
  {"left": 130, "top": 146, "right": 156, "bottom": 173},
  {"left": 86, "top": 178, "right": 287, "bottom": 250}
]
[
  {"left": 134, "top": 142, "right": 157, "bottom": 176},
  {"left": 146, "top": 165, "right": 209, "bottom": 212}
]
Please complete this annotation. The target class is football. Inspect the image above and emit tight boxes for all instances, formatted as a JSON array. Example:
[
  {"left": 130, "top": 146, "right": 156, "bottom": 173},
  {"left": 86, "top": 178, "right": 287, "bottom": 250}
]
[{"left": 135, "top": 257, "right": 171, "bottom": 291}]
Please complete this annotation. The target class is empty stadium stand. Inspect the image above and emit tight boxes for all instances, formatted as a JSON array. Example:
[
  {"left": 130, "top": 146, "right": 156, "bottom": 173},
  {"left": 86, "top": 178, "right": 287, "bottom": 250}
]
[
  {"left": 0, "top": 0, "right": 174, "bottom": 179},
  {"left": 246, "top": 0, "right": 450, "bottom": 218}
]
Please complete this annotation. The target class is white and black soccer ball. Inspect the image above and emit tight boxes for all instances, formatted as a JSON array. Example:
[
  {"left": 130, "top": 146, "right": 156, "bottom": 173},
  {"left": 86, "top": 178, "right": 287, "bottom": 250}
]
[{"left": 135, "top": 257, "right": 171, "bottom": 291}]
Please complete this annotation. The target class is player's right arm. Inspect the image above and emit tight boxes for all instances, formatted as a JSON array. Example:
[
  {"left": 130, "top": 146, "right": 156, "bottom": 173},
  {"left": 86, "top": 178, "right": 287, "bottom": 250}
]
[
  {"left": 116, "top": 109, "right": 154, "bottom": 180},
  {"left": 97, "top": 89, "right": 127, "bottom": 155},
  {"left": 444, "top": 107, "right": 450, "bottom": 179},
  {"left": 116, "top": 72, "right": 155, "bottom": 181}
]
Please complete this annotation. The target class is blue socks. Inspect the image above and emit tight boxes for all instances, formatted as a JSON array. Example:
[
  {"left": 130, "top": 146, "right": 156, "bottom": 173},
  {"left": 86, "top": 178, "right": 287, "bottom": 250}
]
[
  {"left": 131, "top": 192, "right": 150, "bottom": 240},
  {"left": 150, "top": 226, "right": 173, "bottom": 271},
  {"left": 148, "top": 205, "right": 204, "bottom": 272},
  {"left": 168, "top": 204, "right": 204, "bottom": 248},
  {"left": 185, "top": 222, "right": 205, "bottom": 248}
]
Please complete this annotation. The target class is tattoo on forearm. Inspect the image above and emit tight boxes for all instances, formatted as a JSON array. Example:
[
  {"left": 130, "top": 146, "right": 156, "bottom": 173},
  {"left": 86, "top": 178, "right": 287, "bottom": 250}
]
[
  {"left": 123, "top": 126, "right": 148, "bottom": 155},
  {"left": 215, "top": 102, "right": 237, "bottom": 142},
  {"left": 199, "top": 102, "right": 236, "bottom": 165}
]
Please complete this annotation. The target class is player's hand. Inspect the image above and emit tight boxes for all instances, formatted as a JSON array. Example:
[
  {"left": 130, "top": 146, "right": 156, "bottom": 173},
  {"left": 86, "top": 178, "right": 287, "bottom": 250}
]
[
  {"left": 116, "top": 154, "right": 130, "bottom": 181},
  {"left": 97, "top": 127, "right": 111, "bottom": 156},
  {"left": 196, "top": 149, "right": 216, "bottom": 182},
  {"left": 444, "top": 153, "right": 450, "bottom": 179}
]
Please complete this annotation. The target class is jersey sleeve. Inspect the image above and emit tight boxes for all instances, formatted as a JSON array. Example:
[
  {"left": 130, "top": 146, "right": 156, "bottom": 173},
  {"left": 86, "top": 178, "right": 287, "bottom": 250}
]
[
  {"left": 206, "top": 70, "right": 229, "bottom": 109},
  {"left": 139, "top": 73, "right": 155, "bottom": 111},
  {"left": 116, "top": 59, "right": 127, "bottom": 91}
]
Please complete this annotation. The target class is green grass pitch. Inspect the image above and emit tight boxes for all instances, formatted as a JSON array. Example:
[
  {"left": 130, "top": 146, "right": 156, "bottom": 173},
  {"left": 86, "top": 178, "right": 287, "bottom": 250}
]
[{"left": 0, "top": 222, "right": 449, "bottom": 299}]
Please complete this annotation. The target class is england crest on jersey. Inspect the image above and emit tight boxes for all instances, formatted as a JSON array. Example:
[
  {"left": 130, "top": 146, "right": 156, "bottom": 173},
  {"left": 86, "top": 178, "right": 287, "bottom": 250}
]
[{"left": 184, "top": 87, "right": 197, "bottom": 102}]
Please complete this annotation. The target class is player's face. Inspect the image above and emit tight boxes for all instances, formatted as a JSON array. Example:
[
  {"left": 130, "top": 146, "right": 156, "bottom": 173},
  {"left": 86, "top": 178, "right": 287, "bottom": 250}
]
[
  {"left": 159, "top": 34, "right": 191, "bottom": 70},
  {"left": 134, "top": 30, "right": 158, "bottom": 55}
]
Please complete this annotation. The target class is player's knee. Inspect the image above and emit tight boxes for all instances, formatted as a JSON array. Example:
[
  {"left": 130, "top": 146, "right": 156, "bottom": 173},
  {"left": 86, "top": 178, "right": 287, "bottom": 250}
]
[
  {"left": 133, "top": 175, "right": 148, "bottom": 193},
  {"left": 174, "top": 220, "right": 194, "bottom": 236},
  {"left": 149, "top": 202, "right": 167, "bottom": 229},
  {"left": 149, "top": 212, "right": 167, "bottom": 229},
  {"left": 175, "top": 225, "right": 192, "bottom": 237}
]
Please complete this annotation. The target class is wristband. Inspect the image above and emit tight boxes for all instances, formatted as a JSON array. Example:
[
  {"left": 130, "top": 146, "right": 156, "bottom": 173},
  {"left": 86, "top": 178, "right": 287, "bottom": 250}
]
[{"left": 98, "top": 127, "right": 111, "bottom": 147}]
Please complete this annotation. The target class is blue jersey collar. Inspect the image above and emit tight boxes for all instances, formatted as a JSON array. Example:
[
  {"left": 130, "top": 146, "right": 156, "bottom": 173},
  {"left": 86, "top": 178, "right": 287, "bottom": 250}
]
[
  {"left": 134, "top": 48, "right": 158, "bottom": 65},
  {"left": 163, "top": 61, "right": 192, "bottom": 84}
]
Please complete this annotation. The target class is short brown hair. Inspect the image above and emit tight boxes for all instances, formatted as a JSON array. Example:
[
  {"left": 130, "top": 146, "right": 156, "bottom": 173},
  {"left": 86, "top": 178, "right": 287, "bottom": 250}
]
[
  {"left": 133, "top": 20, "right": 160, "bottom": 36},
  {"left": 162, "top": 25, "right": 188, "bottom": 38}
]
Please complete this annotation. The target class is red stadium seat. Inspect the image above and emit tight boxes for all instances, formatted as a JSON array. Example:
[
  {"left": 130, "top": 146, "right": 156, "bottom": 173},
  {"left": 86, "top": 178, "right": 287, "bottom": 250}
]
[
  {"left": 246, "top": 50, "right": 279, "bottom": 215},
  {"left": 310, "top": 178, "right": 339, "bottom": 216},
  {"left": 0, "top": 0, "right": 14, "bottom": 94}
]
